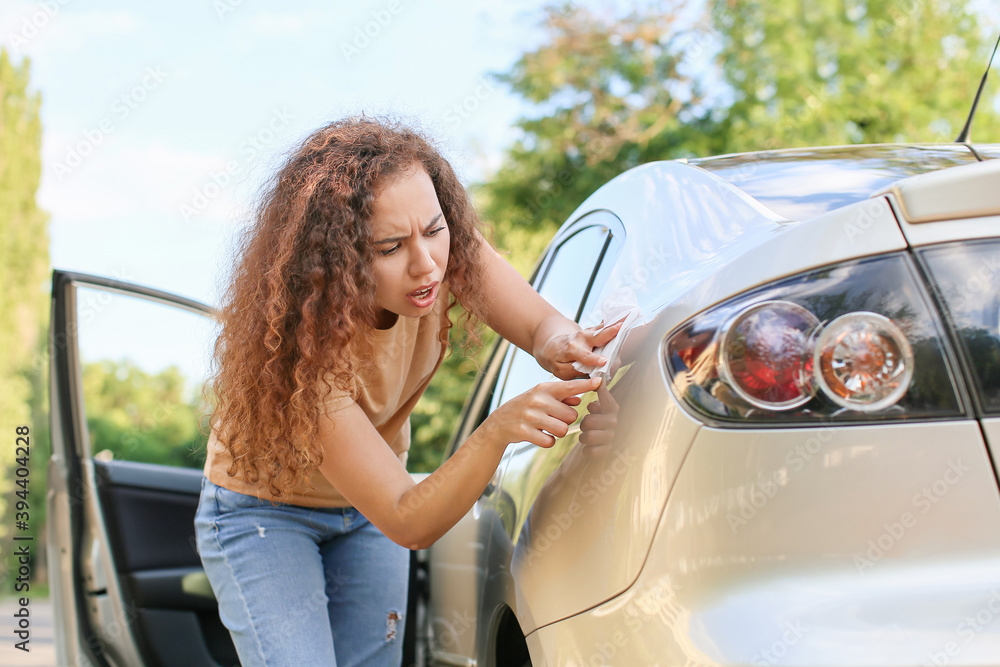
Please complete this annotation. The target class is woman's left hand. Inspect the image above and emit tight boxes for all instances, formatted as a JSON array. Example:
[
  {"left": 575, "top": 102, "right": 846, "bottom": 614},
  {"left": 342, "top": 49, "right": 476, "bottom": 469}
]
[{"left": 534, "top": 317, "right": 624, "bottom": 380}]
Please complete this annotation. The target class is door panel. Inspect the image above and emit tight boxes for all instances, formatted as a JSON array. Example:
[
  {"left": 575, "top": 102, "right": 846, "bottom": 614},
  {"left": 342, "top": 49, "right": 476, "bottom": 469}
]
[
  {"left": 426, "top": 213, "right": 623, "bottom": 663},
  {"left": 48, "top": 270, "right": 236, "bottom": 666}
]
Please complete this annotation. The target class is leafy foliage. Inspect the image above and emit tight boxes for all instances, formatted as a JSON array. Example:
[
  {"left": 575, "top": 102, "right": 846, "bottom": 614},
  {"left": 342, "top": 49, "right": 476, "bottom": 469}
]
[
  {"left": 0, "top": 48, "right": 48, "bottom": 595},
  {"left": 712, "top": 0, "right": 1000, "bottom": 152},
  {"left": 409, "top": 0, "right": 1000, "bottom": 472},
  {"left": 81, "top": 359, "right": 209, "bottom": 469},
  {"left": 473, "top": 2, "right": 716, "bottom": 275}
]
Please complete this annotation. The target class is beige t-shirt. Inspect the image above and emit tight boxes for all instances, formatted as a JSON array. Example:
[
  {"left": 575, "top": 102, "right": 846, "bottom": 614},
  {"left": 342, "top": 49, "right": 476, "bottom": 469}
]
[{"left": 203, "top": 286, "right": 452, "bottom": 507}]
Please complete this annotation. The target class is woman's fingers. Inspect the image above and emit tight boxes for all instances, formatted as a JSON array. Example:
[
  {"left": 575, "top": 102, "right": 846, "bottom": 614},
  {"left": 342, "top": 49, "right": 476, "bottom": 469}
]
[
  {"left": 569, "top": 321, "right": 623, "bottom": 368},
  {"left": 538, "top": 415, "right": 571, "bottom": 439},
  {"left": 492, "top": 377, "right": 601, "bottom": 449},
  {"left": 588, "top": 319, "right": 624, "bottom": 346},
  {"left": 544, "top": 376, "right": 601, "bottom": 399},
  {"left": 581, "top": 412, "right": 616, "bottom": 432}
]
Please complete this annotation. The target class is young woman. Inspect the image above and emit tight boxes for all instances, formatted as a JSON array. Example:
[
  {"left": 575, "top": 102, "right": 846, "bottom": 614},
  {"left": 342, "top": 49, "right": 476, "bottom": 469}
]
[{"left": 194, "top": 117, "right": 621, "bottom": 667}]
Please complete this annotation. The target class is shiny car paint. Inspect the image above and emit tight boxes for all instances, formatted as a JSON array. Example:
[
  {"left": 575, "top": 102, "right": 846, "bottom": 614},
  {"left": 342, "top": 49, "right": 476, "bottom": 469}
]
[{"left": 426, "top": 143, "right": 1000, "bottom": 666}]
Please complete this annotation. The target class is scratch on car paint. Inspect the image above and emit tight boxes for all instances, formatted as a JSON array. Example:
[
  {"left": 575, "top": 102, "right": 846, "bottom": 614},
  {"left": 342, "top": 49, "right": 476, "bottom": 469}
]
[{"left": 385, "top": 610, "right": 401, "bottom": 642}]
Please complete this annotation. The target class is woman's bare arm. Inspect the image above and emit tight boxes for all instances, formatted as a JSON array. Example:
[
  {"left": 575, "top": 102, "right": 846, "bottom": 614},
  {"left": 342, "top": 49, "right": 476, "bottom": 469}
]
[
  {"left": 316, "top": 376, "right": 600, "bottom": 550},
  {"left": 460, "top": 236, "right": 621, "bottom": 378}
]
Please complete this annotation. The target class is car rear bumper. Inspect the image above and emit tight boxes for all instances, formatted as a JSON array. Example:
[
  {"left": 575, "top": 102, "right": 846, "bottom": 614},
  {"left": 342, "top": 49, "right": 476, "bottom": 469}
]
[{"left": 527, "top": 420, "right": 1000, "bottom": 666}]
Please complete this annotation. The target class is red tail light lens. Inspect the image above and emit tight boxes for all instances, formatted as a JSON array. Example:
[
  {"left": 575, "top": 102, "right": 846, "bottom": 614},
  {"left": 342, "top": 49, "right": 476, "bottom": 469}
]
[{"left": 718, "top": 301, "right": 819, "bottom": 410}]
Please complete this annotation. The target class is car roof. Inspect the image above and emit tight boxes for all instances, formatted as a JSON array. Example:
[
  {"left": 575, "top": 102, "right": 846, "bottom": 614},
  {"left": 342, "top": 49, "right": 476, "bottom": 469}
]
[{"left": 689, "top": 143, "right": 996, "bottom": 221}]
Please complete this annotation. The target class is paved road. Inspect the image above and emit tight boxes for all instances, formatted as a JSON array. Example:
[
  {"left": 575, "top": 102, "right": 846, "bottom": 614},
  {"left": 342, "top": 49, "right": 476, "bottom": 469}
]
[{"left": 0, "top": 596, "right": 56, "bottom": 666}]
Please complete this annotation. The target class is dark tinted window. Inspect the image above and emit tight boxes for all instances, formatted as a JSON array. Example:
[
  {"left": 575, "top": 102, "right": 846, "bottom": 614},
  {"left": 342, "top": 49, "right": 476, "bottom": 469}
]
[
  {"left": 921, "top": 239, "right": 1000, "bottom": 415},
  {"left": 693, "top": 145, "right": 977, "bottom": 221}
]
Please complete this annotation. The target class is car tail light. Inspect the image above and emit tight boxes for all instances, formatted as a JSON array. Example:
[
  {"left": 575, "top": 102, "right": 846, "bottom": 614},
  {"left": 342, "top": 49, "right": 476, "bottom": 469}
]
[
  {"left": 813, "top": 312, "right": 914, "bottom": 412},
  {"left": 665, "top": 254, "right": 963, "bottom": 425},
  {"left": 718, "top": 300, "right": 819, "bottom": 410}
]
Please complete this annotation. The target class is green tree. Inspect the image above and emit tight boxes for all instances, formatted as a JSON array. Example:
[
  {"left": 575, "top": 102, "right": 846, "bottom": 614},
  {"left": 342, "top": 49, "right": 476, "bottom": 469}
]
[
  {"left": 712, "top": 0, "right": 1000, "bottom": 152},
  {"left": 0, "top": 48, "right": 49, "bottom": 595},
  {"left": 411, "top": 0, "right": 1000, "bottom": 474},
  {"left": 474, "top": 1, "right": 712, "bottom": 275},
  {"left": 81, "top": 359, "right": 209, "bottom": 469},
  {"left": 409, "top": 336, "right": 487, "bottom": 472},
  {"left": 476, "top": 0, "right": 1000, "bottom": 271}
]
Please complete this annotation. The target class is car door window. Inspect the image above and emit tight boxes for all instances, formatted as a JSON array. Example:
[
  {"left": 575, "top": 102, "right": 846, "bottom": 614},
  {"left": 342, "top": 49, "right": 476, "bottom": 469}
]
[
  {"left": 491, "top": 221, "right": 612, "bottom": 410},
  {"left": 75, "top": 285, "right": 218, "bottom": 468}
]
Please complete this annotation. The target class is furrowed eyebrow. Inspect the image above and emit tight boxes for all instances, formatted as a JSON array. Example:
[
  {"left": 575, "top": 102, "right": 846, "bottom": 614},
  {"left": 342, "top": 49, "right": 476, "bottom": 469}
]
[{"left": 374, "top": 213, "right": 444, "bottom": 245}]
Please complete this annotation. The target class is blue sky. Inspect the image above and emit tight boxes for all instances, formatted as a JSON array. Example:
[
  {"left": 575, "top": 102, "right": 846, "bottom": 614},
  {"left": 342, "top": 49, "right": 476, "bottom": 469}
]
[
  {"left": 2, "top": 0, "right": 997, "bottom": 310},
  {"left": 0, "top": 0, "right": 565, "bottom": 306}
]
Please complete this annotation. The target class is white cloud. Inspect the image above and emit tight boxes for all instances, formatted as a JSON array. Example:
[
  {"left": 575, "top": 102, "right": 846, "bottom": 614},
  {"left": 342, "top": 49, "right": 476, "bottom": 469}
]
[
  {"left": 39, "top": 138, "right": 249, "bottom": 227},
  {"left": 0, "top": 7, "right": 142, "bottom": 58}
]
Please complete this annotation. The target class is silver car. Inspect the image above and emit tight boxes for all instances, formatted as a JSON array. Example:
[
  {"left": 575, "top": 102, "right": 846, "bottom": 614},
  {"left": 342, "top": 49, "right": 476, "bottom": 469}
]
[
  {"left": 423, "top": 143, "right": 1000, "bottom": 666},
  {"left": 47, "top": 143, "right": 1000, "bottom": 666}
]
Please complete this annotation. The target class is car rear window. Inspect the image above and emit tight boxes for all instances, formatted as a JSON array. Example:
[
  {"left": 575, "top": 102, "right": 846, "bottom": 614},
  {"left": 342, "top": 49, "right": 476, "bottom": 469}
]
[{"left": 692, "top": 144, "right": 981, "bottom": 221}]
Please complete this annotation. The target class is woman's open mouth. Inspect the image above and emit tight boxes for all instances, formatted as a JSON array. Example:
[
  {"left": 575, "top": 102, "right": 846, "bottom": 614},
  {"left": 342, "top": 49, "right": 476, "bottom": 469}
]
[{"left": 406, "top": 282, "right": 438, "bottom": 308}]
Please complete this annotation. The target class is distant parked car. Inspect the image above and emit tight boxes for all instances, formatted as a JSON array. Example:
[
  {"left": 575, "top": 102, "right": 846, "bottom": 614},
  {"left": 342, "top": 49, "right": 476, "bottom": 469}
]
[{"left": 47, "top": 142, "right": 1000, "bottom": 666}]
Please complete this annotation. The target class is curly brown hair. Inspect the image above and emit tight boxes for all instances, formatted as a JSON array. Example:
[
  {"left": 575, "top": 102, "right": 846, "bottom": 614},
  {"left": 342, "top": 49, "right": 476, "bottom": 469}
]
[{"left": 208, "top": 116, "right": 487, "bottom": 498}]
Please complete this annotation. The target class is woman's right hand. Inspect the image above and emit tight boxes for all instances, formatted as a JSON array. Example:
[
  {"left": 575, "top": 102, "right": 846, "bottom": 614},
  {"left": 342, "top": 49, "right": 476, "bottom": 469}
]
[{"left": 482, "top": 376, "right": 601, "bottom": 449}]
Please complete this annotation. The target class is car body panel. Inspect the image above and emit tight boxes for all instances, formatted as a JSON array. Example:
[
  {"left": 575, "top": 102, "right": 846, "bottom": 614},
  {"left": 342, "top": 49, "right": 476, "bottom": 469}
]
[
  {"left": 980, "top": 418, "right": 1000, "bottom": 490},
  {"left": 427, "top": 144, "right": 1000, "bottom": 666},
  {"left": 527, "top": 420, "right": 1000, "bottom": 665},
  {"left": 492, "top": 162, "right": 914, "bottom": 635},
  {"left": 889, "top": 204, "right": 1000, "bottom": 248},
  {"left": 874, "top": 158, "right": 1000, "bottom": 224},
  {"left": 505, "top": 351, "right": 703, "bottom": 633}
]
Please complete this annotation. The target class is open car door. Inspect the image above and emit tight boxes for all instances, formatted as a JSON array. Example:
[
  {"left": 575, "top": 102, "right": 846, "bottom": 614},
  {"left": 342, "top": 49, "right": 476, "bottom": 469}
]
[{"left": 46, "top": 269, "right": 238, "bottom": 666}]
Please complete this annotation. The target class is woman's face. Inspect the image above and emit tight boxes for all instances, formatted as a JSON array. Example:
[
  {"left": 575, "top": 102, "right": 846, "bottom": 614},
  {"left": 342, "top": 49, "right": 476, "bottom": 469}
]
[{"left": 368, "top": 165, "right": 450, "bottom": 328}]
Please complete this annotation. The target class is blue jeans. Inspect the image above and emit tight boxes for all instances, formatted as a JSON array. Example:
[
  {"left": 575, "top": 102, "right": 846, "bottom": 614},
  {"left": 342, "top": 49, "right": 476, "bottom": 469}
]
[{"left": 194, "top": 478, "right": 409, "bottom": 666}]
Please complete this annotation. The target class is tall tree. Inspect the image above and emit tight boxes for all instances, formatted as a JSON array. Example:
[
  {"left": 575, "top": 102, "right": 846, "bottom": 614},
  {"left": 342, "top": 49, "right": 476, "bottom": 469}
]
[
  {"left": 473, "top": 1, "right": 710, "bottom": 275},
  {"left": 712, "top": 0, "right": 1000, "bottom": 152},
  {"left": 476, "top": 0, "right": 1000, "bottom": 276},
  {"left": 80, "top": 359, "right": 209, "bottom": 469},
  {"left": 0, "top": 47, "right": 49, "bottom": 594},
  {"left": 417, "top": 0, "right": 1000, "bottom": 471}
]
